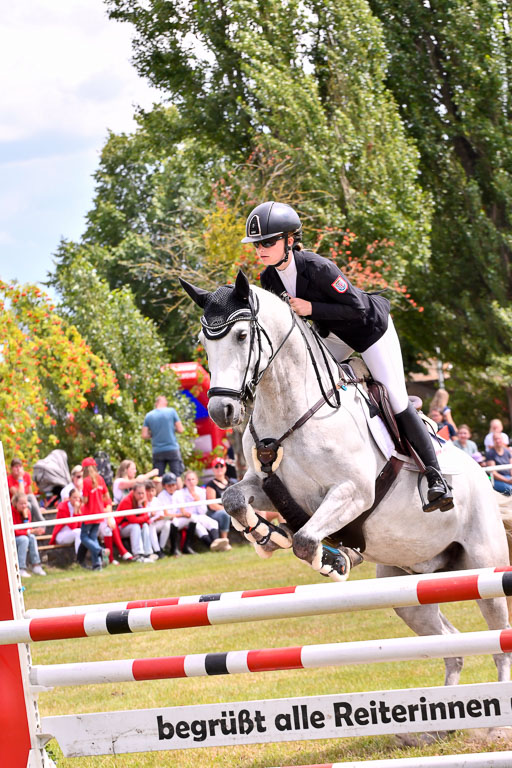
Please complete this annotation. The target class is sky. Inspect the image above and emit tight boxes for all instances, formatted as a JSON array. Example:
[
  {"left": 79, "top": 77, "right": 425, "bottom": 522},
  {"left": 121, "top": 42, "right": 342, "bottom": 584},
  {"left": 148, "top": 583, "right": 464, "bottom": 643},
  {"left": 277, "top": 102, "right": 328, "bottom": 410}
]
[{"left": 0, "top": 1, "right": 162, "bottom": 289}]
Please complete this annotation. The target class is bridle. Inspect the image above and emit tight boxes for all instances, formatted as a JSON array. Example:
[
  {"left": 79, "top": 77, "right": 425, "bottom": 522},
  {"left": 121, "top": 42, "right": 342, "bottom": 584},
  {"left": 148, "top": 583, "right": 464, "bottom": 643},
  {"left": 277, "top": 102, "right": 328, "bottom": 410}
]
[
  {"left": 206, "top": 291, "right": 297, "bottom": 404},
  {"left": 205, "top": 289, "right": 349, "bottom": 408}
]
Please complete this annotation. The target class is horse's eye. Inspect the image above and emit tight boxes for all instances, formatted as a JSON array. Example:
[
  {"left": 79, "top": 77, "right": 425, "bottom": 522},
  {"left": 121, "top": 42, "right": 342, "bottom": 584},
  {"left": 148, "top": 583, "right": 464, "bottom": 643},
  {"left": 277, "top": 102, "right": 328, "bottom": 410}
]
[{"left": 238, "top": 330, "right": 248, "bottom": 342}]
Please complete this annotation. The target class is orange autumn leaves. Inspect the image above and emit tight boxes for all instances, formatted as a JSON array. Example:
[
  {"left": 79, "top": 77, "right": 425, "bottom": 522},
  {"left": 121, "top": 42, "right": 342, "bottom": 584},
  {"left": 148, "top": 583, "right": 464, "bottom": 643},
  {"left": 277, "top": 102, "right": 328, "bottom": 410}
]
[{"left": 0, "top": 281, "right": 119, "bottom": 463}]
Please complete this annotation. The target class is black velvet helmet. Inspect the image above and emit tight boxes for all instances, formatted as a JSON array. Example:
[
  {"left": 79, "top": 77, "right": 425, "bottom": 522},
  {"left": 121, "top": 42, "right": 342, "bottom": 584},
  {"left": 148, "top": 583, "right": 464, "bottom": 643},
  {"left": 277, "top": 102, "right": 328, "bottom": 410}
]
[{"left": 242, "top": 201, "right": 301, "bottom": 243}]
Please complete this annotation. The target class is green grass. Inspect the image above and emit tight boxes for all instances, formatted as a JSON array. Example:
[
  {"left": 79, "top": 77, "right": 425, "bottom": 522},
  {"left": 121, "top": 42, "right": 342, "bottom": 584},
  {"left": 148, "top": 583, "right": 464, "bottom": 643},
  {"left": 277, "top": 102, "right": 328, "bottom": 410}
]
[{"left": 26, "top": 546, "right": 508, "bottom": 766}]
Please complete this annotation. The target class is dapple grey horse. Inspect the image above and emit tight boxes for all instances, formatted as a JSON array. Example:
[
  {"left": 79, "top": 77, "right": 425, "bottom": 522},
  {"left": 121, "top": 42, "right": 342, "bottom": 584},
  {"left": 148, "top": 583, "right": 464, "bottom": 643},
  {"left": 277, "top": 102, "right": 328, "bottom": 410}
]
[{"left": 181, "top": 271, "right": 511, "bottom": 685}]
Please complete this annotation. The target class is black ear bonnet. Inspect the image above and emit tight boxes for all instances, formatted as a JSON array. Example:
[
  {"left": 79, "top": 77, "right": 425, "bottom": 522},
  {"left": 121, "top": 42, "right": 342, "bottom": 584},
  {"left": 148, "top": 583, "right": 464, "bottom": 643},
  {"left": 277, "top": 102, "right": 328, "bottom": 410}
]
[{"left": 200, "top": 285, "right": 256, "bottom": 339}]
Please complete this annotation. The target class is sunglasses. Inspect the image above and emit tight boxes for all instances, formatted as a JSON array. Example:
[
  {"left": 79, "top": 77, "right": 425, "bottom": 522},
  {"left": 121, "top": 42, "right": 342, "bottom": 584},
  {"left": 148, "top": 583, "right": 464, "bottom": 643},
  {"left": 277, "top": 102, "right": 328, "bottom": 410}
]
[
  {"left": 254, "top": 235, "right": 284, "bottom": 249},
  {"left": 213, "top": 463, "right": 224, "bottom": 469}
]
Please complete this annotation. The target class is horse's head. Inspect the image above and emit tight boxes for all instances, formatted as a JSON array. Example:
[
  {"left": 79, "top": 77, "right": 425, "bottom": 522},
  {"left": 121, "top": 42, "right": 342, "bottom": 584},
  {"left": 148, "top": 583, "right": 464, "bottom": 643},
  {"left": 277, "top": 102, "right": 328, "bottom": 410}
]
[{"left": 180, "top": 271, "right": 272, "bottom": 428}]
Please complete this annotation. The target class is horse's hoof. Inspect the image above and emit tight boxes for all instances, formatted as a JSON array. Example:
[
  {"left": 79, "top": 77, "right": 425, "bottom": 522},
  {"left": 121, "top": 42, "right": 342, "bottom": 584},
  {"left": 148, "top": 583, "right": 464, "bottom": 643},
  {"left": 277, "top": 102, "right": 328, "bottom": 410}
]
[
  {"left": 293, "top": 531, "right": 319, "bottom": 564},
  {"left": 253, "top": 543, "right": 274, "bottom": 559},
  {"left": 318, "top": 546, "right": 350, "bottom": 581}
]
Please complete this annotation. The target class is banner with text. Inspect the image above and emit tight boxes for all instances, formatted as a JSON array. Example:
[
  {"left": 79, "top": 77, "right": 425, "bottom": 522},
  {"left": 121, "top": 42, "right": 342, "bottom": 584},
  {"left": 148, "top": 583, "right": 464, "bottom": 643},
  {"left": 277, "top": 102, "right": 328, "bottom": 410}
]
[{"left": 41, "top": 681, "right": 512, "bottom": 757}]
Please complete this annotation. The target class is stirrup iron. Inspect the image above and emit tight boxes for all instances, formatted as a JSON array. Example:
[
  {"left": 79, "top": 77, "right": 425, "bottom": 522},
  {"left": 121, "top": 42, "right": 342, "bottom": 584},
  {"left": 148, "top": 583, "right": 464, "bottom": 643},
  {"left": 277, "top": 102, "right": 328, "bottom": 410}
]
[{"left": 418, "top": 467, "right": 454, "bottom": 513}]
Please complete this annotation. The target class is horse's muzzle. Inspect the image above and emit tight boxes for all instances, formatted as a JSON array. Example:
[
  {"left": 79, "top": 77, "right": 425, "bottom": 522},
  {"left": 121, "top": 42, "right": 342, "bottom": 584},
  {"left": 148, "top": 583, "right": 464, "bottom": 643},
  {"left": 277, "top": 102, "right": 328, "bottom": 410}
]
[{"left": 208, "top": 396, "right": 245, "bottom": 428}]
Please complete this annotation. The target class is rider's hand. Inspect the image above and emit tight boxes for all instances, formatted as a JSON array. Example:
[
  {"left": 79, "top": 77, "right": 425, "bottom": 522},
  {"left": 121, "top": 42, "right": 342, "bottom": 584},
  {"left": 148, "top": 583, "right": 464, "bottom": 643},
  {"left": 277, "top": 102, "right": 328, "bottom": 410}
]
[{"left": 289, "top": 297, "right": 312, "bottom": 317}]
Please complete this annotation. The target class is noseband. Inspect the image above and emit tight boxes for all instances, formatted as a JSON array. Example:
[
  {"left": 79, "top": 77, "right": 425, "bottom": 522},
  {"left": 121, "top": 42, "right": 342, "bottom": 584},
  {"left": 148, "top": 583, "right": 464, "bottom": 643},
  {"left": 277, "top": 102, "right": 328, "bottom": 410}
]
[{"left": 205, "top": 291, "right": 296, "bottom": 404}]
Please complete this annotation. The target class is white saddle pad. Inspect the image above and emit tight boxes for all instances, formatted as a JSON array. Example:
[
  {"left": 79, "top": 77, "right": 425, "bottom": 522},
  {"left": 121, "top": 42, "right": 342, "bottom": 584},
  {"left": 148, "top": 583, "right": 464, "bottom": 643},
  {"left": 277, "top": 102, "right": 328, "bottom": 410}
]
[{"left": 359, "top": 393, "right": 466, "bottom": 476}]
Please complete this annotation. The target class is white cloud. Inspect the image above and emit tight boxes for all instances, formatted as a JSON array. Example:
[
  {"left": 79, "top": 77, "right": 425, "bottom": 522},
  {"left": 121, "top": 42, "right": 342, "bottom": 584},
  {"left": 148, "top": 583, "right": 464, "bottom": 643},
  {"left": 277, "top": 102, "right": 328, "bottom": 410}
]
[
  {"left": 0, "top": 1, "right": 162, "bottom": 143},
  {"left": 0, "top": 1, "right": 164, "bottom": 286}
]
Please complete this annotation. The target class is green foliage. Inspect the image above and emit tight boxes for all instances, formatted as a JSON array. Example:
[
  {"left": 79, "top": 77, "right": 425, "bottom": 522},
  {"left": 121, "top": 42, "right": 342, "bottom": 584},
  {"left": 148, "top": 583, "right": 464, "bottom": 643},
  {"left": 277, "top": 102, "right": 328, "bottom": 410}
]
[
  {"left": 0, "top": 281, "right": 119, "bottom": 465},
  {"left": 367, "top": 0, "right": 512, "bottom": 403},
  {"left": 49, "top": 246, "right": 197, "bottom": 468}
]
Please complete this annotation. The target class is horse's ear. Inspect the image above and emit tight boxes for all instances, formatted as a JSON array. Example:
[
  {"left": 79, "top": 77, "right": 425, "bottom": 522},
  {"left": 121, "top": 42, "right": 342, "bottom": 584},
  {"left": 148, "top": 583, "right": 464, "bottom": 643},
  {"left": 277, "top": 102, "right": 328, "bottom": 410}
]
[
  {"left": 234, "top": 270, "right": 250, "bottom": 302},
  {"left": 179, "top": 277, "right": 211, "bottom": 309}
]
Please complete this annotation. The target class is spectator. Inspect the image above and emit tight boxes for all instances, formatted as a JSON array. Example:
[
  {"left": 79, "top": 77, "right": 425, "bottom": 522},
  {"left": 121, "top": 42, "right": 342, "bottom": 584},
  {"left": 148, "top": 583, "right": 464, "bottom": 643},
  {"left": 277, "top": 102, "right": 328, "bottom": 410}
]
[
  {"left": 485, "top": 434, "right": 512, "bottom": 496},
  {"left": 142, "top": 395, "right": 185, "bottom": 477},
  {"left": 113, "top": 460, "right": 158, "bottom": 506},
  {"left": 157, "top": 473, "right": 193, "bottom": 556},
  {"left": 80, "top": 457, "right": 110, "bottom": 571},
  {"left": 11, "top": 492, "right": 46, "bottom": 578},
  {"left": 49, "top": 488, "right": 82, "bottom": 553},
  {"left": 430, "top": 388, "right": 457, "bottom": 431},
  {"left": 7, "top": 458, "right": 44, "bottom": 523},
  {"left": 60, "top": 465, "right": 83, "bottom": 501},
  {"left": 453, "top": 424, "right": 478, "bottom": 456},
  {"left": 174, "top": 470, "right": 228, "bottom": 552},
  {"left": 205, "top": 458, "right": 234, "bottom": 549},
  {"left": 117, "top": 483, "right": 158, "bottom": 563},
  {"left": 429, "top": 409, "right": 457, "bottom": 440},
  {"left": 98, "top": 514, "right": 133, "bottom": 566},
  {"left": 145, "top": 480, "right": 168, "bottom": 558},
  {"left": 484, "top": 419, "right": 510, "bottom": 450},
  {"left": 221, "top": 437, "right": 238, "bottom": 481}
]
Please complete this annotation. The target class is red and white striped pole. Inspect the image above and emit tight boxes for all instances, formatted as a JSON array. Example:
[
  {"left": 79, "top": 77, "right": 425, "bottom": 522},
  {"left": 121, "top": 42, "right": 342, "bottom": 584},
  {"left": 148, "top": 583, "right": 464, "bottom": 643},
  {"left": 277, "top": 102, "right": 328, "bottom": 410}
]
[
  {"left": 3, "top": 567, "right": 511, "bottom": 646},
  {"left": 267, "top": 752, "right": 512, "bottom": 768},
  {"left": 0, "top": 444, "right": 54, "bottom": 767},
  {"left": 29, "top": 625, "right": 512, "bottom": 688}
]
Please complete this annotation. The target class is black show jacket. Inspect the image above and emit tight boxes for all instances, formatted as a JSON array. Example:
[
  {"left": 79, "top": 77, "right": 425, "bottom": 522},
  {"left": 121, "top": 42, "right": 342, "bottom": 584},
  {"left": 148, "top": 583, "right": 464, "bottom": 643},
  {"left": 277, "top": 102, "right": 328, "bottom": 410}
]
[{"left": 260, "top": 249, "right": 390, "bottom": 353}]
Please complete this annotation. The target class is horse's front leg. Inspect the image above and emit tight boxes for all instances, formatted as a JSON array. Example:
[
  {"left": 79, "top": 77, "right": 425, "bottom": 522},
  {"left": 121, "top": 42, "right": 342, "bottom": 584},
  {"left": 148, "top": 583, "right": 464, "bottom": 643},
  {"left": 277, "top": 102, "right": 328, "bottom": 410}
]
[
  {"left": 293, "top": 480, "right": 367, "bottom": 577},
  {"left": 222, "top": 471, "right": 294, "bottom": 559}
]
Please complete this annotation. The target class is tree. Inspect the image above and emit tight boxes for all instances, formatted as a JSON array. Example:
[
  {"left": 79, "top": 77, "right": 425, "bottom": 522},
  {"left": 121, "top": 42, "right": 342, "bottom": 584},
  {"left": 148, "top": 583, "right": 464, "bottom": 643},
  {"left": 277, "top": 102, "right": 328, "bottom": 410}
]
[
  {"left": 49, "top": 246, "right": 197, "bottom": 468},
  {"left": 56, "top": 0, "right": 430, "bottom": 364},
  {"left": 0, "top": 280, "right": 119, "bottom": 465},
  {"left": 367, "top": 0, "right": 512, "bottom": 417}
]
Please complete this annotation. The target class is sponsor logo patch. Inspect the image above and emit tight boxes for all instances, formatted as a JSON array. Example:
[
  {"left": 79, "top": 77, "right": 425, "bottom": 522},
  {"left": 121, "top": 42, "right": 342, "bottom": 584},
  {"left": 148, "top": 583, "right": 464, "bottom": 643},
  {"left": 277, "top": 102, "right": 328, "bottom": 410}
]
[
  {"left": 248, "top": 215, "right": 261, "bottom": 237},
  {"left": 331, "top": 276, "right": 348, "bottom": 294}
]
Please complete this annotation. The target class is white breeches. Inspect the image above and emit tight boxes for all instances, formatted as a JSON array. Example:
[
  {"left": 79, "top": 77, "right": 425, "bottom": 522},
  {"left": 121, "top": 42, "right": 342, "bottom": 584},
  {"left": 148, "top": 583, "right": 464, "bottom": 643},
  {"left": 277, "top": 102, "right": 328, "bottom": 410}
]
[
  {"left": 322, "top": 316, "right": 409, "bottom": 414},
  {"left": 193, "top": 514, "right": 219, "bottom": 539},
  {"left": 149, "top": 519, "right": 172, "bottom": 551},
  {"left": 55, "top": 527, "right": 81, "bottom": 553}
]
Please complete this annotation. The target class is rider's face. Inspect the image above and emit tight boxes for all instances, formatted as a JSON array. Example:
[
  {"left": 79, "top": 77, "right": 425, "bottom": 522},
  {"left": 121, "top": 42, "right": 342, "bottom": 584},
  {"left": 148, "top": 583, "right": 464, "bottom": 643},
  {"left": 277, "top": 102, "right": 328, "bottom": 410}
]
[{"left": 255, "top": 236, "right": 294, "bottom": 270}]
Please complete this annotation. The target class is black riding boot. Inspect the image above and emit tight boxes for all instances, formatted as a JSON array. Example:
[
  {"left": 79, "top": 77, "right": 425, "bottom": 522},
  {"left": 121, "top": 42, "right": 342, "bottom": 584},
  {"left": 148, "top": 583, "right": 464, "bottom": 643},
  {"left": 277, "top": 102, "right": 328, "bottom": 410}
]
[
  {"left": 182, "top": 522, "right": 197, "bottom": 555},
  {"left": 395, "top": 402, "right": 454, "bottom": 512},
  {"left": 169, "top": 524, "right": 182, "bottom": 557}
]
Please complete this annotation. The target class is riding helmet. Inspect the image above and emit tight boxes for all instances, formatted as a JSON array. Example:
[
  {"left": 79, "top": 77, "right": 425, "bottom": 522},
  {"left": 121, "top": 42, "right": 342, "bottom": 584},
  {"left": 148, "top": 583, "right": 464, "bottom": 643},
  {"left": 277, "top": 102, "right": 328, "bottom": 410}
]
[{"left": 242, "top": 201, "right": 301, "bottom": 243}]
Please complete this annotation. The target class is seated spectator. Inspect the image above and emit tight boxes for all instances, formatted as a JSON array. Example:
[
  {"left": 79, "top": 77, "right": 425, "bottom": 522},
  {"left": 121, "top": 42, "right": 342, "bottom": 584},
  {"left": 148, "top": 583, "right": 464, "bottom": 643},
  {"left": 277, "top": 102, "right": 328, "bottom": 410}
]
[
  {"left": 113, "top": 460, "right": 158, "bottom": 506},
  {"left": 146, "top": 480, "right": 170, "bottom": 558},
  {"left": 8, "top": 458, "right": 44, "bottom": 523},
  {"left": 205, "top": 458, "right": 234, "bottom": 550},
  {"left": 453, "top": 424, "right": 478, "bottom": 456},
  {"left": 11, "top": 492, "right": 46, "bottom": 578},
  {"left": 173, "top": 470, "right": 228, "bottom": 552},
  {"left": 117, "top": 483, "right": 157, "bottom": 562},
  {"left": 429, "top": 409, "right": 457, "bottom": 440},
  {"left": 484, "top": 419, "right": 510, "bottom": 450},
  {"left": 98, "top": 515, "right": 133, "bottom": 566},
  {"left": 49, "top": 488, "right": 82, "bottom": 553},
  {"left": 221, "top": 436, "right": 238, "bottom": 481},
  {"left": 80, "top": 457, "right": 110, "bottom": 571},
  {"left": 485, "top": 434, "right": 512, "bottom": 496},
  {"left": 60, "top": 465, "right": 83, "bottom": 501},
  {"left": 157, "top": 473, "right": 193, "bottom": 556}
]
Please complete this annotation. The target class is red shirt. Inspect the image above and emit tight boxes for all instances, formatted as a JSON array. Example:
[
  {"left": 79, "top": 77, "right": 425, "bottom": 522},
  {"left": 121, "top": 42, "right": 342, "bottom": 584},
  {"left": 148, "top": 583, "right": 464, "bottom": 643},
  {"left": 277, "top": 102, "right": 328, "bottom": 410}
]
[
  {"left": 11, "top": 506, "right": 31, "bottom": 537},
  {"left": 82, "top": 475, "right": 111, "bottom": 518},
  {"left": 7, "top": 472, "right": 31, "bottom": 496},
  {"left": 117, "top": 491, "right": 149, "bottom": 527},
  {"left": 49, "top": 500, "right": 82, "bottom": 545}
]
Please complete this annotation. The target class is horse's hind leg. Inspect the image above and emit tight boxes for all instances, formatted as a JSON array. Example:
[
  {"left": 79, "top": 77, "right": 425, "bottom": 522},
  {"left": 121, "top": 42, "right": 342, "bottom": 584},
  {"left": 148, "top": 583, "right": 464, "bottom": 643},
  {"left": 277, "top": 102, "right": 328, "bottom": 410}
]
[
  {"left": 377, "top": 564, "right": 463, "bottom": 686},
  {"left": 477, "top": 596, "right": 511, "bottom": 682}
]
